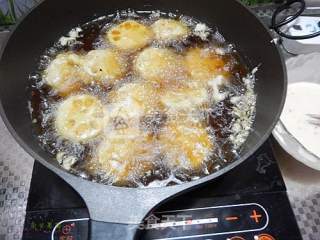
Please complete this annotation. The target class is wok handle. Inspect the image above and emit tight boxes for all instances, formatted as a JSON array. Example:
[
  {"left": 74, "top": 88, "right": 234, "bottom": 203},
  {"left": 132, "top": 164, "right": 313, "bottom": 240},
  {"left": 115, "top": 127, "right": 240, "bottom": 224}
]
[{"left": 89, "top": 220, "right": 139, "bottom": 240}]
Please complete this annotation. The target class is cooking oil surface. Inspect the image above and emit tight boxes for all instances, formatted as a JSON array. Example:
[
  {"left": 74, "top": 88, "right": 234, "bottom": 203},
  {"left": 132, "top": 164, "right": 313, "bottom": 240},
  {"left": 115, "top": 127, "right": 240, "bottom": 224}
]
[{"left": 29, "top": 10, "right": 256, "bottom": 188}]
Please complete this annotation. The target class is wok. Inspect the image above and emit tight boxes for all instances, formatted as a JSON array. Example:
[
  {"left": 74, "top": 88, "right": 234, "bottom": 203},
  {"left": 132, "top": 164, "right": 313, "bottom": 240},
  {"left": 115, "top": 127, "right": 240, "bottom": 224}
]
[{"left": 0, "top": 0, "right": 286, "bottom": 239}]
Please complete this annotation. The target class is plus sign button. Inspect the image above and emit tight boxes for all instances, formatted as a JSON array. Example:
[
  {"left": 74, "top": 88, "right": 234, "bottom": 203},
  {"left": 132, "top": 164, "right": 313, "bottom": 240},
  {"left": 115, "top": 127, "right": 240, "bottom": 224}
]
[{"left": 250, "top": 210, "right": 262, "bottom": 223}]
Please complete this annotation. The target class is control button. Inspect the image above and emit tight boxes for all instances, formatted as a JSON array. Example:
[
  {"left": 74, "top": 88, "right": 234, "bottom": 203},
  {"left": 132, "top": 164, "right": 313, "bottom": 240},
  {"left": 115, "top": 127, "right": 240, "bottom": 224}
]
[
  {"left": 250, "top": 210, "right": 262, "bottom": 223},
  {"left": 254, "top": 234, "right": 275, "bottom": 240},
  {"left": 225, "top": 216, "right": 239, "bottom": 221},
  {"left": 229, "top": 237, "right": 245, "bottom": 240},
  {"left": 62, "top": 224, "right": 72, "bottom": 234}
]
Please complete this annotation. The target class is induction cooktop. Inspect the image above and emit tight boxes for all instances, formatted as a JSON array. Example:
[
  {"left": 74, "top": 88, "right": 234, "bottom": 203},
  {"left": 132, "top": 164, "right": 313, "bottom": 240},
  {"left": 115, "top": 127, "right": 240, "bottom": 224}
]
[{"left": 22, "top": 138, "right": 302, "bottom": 240}]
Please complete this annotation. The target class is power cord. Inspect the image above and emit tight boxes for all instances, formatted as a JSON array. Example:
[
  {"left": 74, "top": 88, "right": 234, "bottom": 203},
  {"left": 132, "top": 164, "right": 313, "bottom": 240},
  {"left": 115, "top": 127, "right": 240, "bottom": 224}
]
[{"left": 271, "top": 0, "right": 320, "bottom": 39}]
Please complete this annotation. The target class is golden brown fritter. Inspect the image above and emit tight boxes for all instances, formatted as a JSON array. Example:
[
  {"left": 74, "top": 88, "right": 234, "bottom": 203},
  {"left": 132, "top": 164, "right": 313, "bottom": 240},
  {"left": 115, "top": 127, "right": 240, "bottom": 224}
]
[
  {"left": 135, "top": 47, "right": 188, "bottom": 86},
  {"left": 83, "top": 49, "right": 127, "bottom": 84},
  {"left": 44, "top": 52, "right": 89, "bottom": 96},
  {"left": 186, "top": 47, "right": 225, "bottom": 82},
  {"left": 55, "top": 94, "right": 104, "bottom": 142},
  {"left": 96, "top": 128, "right": 157, "bottom": 184},
  {"left": 159, "top": 119, "right": 213, "bottom": 171},
  {"left": 151, "top": 19, "right": 189, "bottom": 42},
  {"left": 107, "top": 20, "right": 154, "bottom": 51}
]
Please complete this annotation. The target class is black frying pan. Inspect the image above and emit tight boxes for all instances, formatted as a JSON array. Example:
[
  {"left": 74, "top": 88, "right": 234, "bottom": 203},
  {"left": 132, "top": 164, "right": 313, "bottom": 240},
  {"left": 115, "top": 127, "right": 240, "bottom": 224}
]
[{"left": 0, "top": 0, "right": 286, "bottom": 239}]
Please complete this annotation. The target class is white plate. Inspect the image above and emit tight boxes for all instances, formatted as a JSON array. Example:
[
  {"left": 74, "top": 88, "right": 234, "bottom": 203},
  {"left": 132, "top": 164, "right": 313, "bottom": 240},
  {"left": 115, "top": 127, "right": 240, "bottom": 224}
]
[{"left": 272, "top": 53, "right": 320, "bottom": 170}]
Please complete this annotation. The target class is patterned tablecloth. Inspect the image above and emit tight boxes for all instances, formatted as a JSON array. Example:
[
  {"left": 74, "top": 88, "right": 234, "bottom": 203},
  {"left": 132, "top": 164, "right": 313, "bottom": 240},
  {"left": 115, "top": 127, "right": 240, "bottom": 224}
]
[
  {"left": 0, "top": 118, "right": 33, "bottom": 240},
  {"left": 1, "top": 3, "right": 320, "bottom": 240}
]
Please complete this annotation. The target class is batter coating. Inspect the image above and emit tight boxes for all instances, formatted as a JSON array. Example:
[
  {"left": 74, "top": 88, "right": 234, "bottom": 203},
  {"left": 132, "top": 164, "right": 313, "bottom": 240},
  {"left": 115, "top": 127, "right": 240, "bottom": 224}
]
[
  {"left": 44, "top": 52, "right": 89, "bottom": 96},
  {"left": 186, "top": 47, "right": 225, "bottom": 82},
  {"left": 96, "top": 128, "right": 156, "bottom": 184},
  {"left": 135, "top": 47, "right": 188, "bottom": 86},
  {"left": 159, "top": 119, "right": 213, "bottom": 171},
  {"left": 55, "top": 94, "right": 104, "bottom": 142},
  {"left": 107, "top": 20, "right": 154, "bottom": 51},
  {"left": 83, "top": 49, "right": 127, "bottom": 84},
  {"left": 151, "top": 19, "right": 189, "bottom": 42}
]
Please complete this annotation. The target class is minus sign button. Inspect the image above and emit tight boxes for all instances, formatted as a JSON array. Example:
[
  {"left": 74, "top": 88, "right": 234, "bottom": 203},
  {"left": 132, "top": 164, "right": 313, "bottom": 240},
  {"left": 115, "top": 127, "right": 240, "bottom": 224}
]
[{"left": 225, "top": 216, "right": 239, "bottom": 221}]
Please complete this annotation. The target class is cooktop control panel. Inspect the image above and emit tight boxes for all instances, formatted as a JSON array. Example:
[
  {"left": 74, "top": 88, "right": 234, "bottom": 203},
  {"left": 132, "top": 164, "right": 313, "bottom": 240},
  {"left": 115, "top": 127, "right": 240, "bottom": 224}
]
[
  {"left": 143, "top": 203, "right": 269, "bottom": 240},
  {"left": 23, "top": 204, "right": 272, "bottom": 240},
  {"left": 23, "top": 194, "right": 301, "bottom": 240},
  {"left": 140, "top": 192, "right": 301, "bottom": 240}
]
